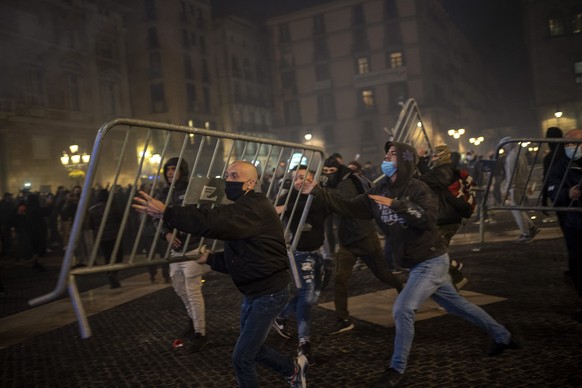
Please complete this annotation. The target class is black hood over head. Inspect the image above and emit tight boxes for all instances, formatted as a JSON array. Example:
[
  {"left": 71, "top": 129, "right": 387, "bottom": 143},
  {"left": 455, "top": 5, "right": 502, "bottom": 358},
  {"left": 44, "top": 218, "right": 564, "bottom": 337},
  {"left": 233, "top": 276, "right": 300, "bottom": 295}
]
[
  {"left": 163, "top": 157, "right": 189, "bottom": 185},
  {"left": 390, "top": 142, "right": 417, "bottom": 190},
  {"left": 323, "top": 156, "right": 350, "bottom": 188}
]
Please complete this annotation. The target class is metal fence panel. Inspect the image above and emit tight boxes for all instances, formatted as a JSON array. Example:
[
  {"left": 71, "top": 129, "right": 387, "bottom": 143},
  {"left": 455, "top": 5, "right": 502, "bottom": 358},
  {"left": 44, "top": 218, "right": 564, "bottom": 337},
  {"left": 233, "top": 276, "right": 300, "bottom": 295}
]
[
  {"left": 29, "top": 118, "right": 326, "bottom": 338},
  {"left": 477, "top": 137, "right": 582, "bottom": 242}
]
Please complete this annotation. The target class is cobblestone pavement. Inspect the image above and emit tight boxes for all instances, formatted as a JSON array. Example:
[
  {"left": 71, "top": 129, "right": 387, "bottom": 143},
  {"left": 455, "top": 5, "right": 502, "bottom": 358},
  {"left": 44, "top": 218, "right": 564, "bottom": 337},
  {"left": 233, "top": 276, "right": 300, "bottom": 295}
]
[{"left": 1, "top": 213, "right": 582, "bottom": 387}]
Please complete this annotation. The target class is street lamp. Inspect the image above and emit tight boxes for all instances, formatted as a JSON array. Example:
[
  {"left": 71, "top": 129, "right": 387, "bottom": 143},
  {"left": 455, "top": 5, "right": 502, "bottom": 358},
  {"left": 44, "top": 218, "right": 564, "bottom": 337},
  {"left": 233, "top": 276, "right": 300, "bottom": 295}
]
[
  {"left": 469, "top": 136, "right": 485, "bottom": 146},
  {"left": 61, "top": 144, "right": 91, "bottom": 182},
  {"left": 448, "top": 128, "right": 465, "bottom": 152}
]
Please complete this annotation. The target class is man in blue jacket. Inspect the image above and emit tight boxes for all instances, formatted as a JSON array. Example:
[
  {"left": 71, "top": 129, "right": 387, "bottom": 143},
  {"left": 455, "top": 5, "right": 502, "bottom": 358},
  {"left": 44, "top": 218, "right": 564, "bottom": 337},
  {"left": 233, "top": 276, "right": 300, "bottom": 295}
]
[{"left": 133, "top": 160, "right": 307, "bottom": 388}]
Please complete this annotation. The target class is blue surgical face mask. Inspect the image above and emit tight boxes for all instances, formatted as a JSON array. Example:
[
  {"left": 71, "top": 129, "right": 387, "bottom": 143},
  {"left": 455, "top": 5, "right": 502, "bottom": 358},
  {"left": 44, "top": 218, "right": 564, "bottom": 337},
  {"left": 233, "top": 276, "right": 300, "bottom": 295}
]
[
  {"left": 381, "top": 161, "right": 397, "bottom": 177},
  {"left": 565, "top": 146, "right": 582, "bottom": 161}
]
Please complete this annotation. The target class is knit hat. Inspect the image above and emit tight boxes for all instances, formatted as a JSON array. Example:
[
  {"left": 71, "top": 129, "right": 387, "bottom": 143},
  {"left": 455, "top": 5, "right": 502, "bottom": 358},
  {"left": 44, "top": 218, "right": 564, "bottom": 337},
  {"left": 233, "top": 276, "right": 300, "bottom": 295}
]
[
  {"left": 432, "top": 145, "right": 451, "bottom": 166},
  {"left": 324, "top": 156, "right": 341, "bottom": 170}
]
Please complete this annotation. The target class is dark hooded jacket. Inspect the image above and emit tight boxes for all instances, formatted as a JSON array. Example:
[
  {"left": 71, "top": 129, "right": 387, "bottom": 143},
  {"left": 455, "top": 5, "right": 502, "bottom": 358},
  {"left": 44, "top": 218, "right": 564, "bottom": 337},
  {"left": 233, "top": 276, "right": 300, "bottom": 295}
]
[
  {"left": 312, "top": 142, "right": 447, "bottom": 268},
  {"left": 322, "top": 158, "right": 377, "bottom": 246},
  {"left": 154, "top": 157, "right": 200, "bottom": 251}
]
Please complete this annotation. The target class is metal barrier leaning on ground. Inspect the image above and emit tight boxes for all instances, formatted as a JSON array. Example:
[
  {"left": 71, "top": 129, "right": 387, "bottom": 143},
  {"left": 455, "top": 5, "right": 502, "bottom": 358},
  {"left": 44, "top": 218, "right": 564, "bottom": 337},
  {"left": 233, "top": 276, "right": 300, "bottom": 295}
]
[
  {"left": 477, "top": 137, "right": 582, "bottom": 243},
  {"left": 28, "top": 118, "right": 325, "bottom": 338}
]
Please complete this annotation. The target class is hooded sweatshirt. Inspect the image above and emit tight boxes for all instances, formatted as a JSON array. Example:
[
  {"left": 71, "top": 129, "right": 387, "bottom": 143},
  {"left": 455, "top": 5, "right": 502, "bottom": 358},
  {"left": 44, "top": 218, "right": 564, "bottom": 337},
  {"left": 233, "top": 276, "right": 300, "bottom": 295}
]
[
  {"left": 312, "top": 142, "right": 447, "bottom": 268},
  {"left": 154, "top": 157, "right": 200, "bottom": 251}
]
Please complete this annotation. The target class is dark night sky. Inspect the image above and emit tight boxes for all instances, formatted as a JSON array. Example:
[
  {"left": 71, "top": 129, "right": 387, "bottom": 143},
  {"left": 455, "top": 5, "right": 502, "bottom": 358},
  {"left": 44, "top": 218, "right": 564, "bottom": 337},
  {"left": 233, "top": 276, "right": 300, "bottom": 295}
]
[{"left": 212, "top": 0, "right": 534, "bottom": 133}]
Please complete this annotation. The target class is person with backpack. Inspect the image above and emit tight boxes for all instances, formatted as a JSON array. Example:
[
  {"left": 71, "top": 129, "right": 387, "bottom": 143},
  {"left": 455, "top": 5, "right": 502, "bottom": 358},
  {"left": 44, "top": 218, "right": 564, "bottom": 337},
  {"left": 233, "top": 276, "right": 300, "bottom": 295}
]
[
  {"left": 419, "top": 145, "right": 469, "bottom": 289},
  {"left": 320, "top": 156, "right": 403, "bottom": 335}
]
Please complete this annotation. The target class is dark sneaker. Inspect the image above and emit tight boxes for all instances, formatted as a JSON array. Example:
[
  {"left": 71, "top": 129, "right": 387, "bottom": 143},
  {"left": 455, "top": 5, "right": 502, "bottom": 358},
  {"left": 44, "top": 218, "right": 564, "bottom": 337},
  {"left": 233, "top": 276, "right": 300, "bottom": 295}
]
[
  {"left": 372, "top": 368, "right": 404, "bottom": 387},
  {"left": 181, "top": 318, "right": 195, "bottom": 339},
  {"left": 272, "top": 317, "right": 292, "bottom": 339},
  {"left": 487, "top": 336, "right": 521, "bottom": 356},
  {"left": 108, "top": 278, "right": 121, "bottom": 289},
  {"left": 514, "top": 234, "right": 533, "bottom": 243},
  {"left": 298, "top": 340, "right": 312, "bottom": 363},
  {"left": 529, "top": 226, "right": 540, "bottom": 240},
  {"left": 328, "top": 319, "right": 354, "bottom": 335},
  {"left": 189, "top": 333, "right": 208, "bottom": 353},
  {"left": 286, "top": 354, "right": 308, "bottom": 388}
]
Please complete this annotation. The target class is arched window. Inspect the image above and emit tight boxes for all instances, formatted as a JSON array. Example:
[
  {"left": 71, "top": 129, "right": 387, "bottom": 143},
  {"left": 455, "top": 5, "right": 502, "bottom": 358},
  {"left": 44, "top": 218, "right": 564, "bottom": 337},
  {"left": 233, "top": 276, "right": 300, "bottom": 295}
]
[{"left": 548, "top": 11, "right": 565, "bottom": 37}]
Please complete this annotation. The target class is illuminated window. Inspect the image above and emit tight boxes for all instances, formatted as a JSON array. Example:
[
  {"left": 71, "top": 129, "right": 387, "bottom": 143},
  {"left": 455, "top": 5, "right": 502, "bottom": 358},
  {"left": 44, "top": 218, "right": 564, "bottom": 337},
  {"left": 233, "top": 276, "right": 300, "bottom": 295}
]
[
  {"left": 361, "top": 89, "right": 375, "bottom": 110},
  {"left": 357, "top": 57, "right": 369, "bottom": 74},
  {"left": 390, "top": 52, "right": 403, "bottom": 68},
  {"left": 573, "top": 12, "right": 582, "bottom": 34},
  {"left": 548, "top": 13, "right": 564, "bottom": 37}
]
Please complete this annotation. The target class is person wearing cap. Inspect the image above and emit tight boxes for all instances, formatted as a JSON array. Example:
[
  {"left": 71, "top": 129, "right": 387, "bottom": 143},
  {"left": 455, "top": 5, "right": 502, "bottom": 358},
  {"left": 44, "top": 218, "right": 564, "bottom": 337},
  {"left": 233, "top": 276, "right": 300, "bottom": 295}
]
[
  {"left": 499, "top": 137, "right": 540, "bottom": 242},
  {"left": 300, "top": 141, "right": 519, "bottom": 387},
  {"left": 418, "top": 145, "right": 468, "bottom": 289}
]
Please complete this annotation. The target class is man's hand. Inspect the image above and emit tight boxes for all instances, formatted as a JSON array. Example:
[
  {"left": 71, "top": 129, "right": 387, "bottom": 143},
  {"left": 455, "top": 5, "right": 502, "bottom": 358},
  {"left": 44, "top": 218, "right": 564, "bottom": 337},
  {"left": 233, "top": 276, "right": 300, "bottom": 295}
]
[
  {"left": 165, "top": 232, "right": 182, "bottom": 249},
  {"left": 132, "top": 191, "right": 166, "bottom": 219},
  {"left": 368, "top": 194, "right": 393, "bottom": 207},
  {"left": 184, "top": 245, "right": 210, "bottom": 264},
  {"left": 299, "top": 179, "right": 318, "bottom": 195}
]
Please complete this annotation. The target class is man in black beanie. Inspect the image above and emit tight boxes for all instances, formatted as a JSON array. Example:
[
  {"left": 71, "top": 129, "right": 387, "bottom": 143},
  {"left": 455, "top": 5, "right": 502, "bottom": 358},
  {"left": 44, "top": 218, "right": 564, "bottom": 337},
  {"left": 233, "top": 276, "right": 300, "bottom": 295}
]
[{"left": 321, "top": 155, "right": 403, "bottom": 335}]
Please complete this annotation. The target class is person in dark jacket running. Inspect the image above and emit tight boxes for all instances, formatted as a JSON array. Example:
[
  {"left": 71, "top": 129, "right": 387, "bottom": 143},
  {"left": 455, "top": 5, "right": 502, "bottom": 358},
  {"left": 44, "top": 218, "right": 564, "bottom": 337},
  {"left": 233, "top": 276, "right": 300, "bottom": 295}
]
[
  {"left": 133, "top": 160, "right": 308, "bottom": 388},
  {"left": 300, "top": 142, "right": 518, "bottom": 387},
  {"left": 321, "top": 156, "right": 403, "bottom": 335}
]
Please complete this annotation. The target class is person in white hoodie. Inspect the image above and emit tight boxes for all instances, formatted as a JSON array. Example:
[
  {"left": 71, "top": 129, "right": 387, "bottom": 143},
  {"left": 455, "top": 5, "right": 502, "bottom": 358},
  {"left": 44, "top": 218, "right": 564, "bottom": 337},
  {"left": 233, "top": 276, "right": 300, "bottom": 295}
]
[{"left": 499, "top": 137, "right": 540, "bottom": 242}]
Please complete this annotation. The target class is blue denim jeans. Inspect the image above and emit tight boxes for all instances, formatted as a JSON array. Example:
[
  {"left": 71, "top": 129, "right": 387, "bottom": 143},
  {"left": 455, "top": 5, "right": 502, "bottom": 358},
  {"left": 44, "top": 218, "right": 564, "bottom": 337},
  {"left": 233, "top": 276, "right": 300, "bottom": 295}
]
[
  {"left": 390, "top": 253, "right": 511, "bottom": 373},
  {"left": 279, "top": 250, "right": 324, "bottom": 342},
  {"left": 233, "top": 286, "right": 294, "bottom": 387}
]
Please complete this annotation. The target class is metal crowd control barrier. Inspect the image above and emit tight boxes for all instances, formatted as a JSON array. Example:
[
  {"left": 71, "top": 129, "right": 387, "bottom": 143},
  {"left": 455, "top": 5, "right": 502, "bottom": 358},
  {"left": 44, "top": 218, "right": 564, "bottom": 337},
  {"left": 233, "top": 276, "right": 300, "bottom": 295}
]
[
  {"left": 391, "top": 98, "right": 433, "bottom": 154},
  {"left": 374, "top": 98, "right": 433, "bottom": 185},
  {"left": 477, "top": 137, "right": 582, "bottom": 242},
  {"left": 29, "top": 118, "right": 325, "bottom": 338}
]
